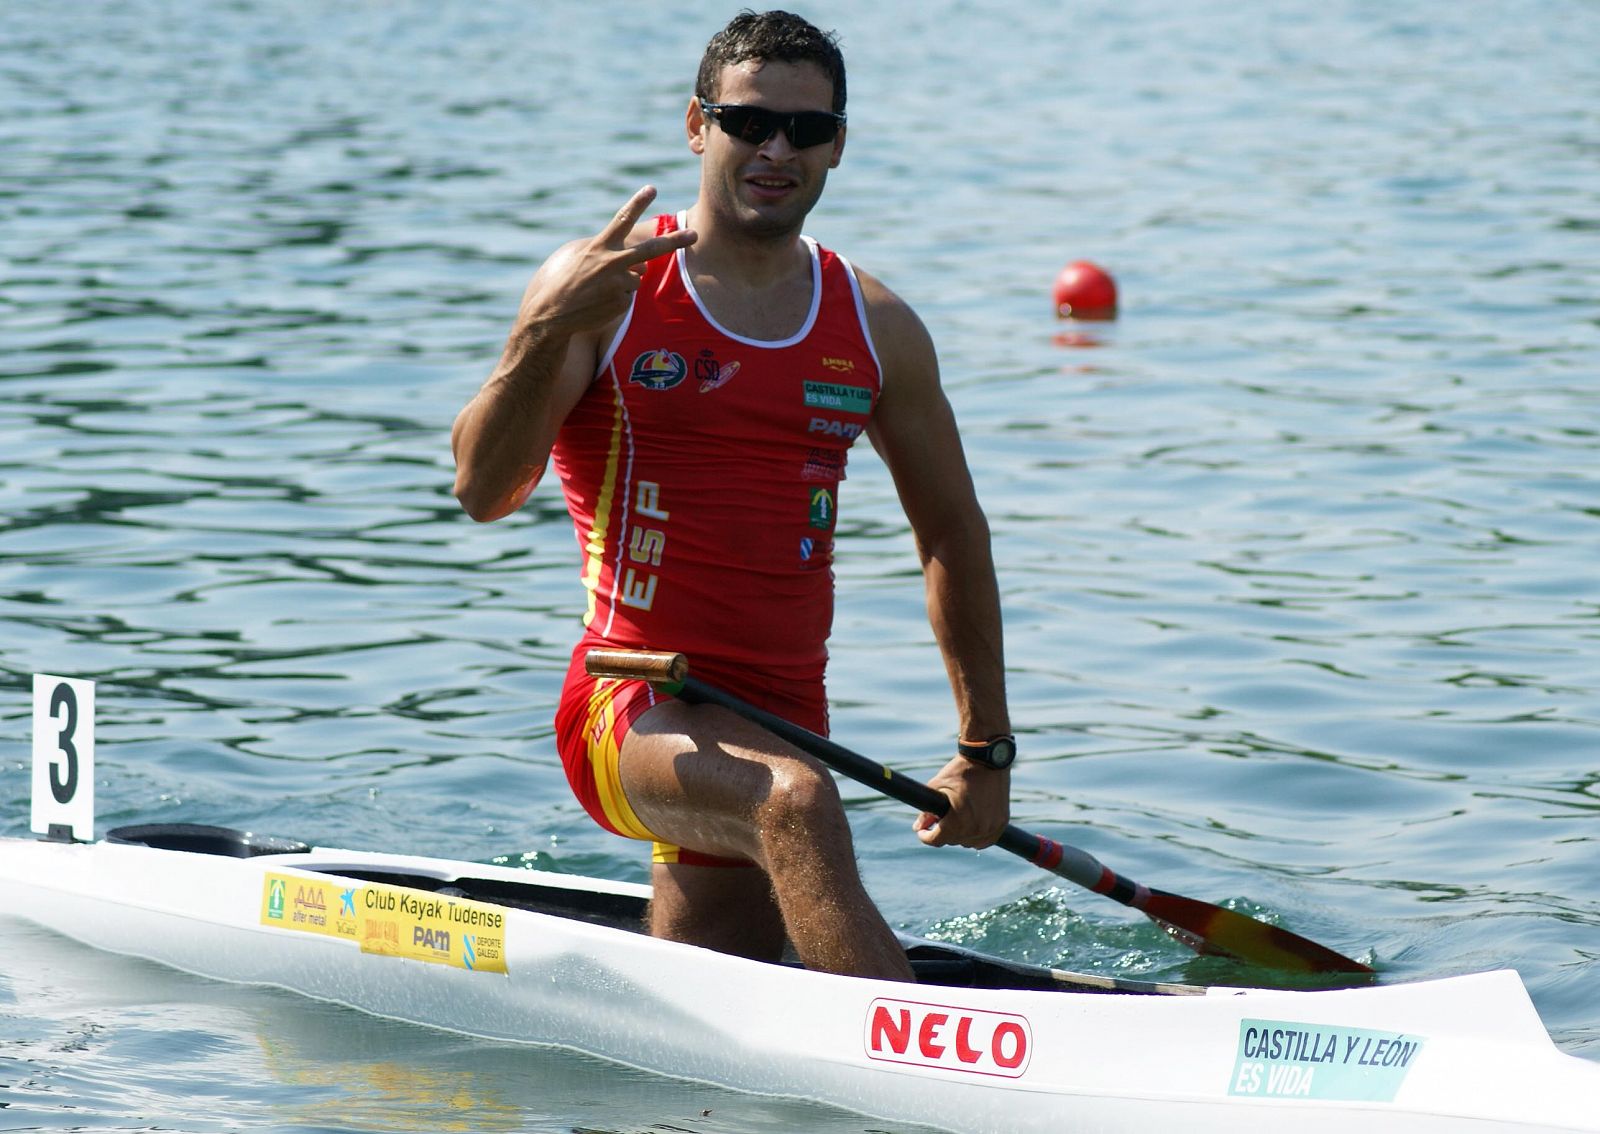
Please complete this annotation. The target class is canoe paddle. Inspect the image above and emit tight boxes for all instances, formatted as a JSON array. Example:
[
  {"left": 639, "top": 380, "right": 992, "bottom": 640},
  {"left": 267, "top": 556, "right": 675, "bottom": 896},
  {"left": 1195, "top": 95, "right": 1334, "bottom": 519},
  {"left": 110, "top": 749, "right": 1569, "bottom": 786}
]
[{"left": 584, "top": 648, "right": 1374, "bottom": 978}]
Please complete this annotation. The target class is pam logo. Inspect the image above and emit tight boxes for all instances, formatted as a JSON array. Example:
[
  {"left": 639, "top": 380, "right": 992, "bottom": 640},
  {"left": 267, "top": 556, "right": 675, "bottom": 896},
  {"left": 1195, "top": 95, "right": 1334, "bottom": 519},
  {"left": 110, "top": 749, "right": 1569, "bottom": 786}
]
[
  {"left": 865, "top": 998, "right": 1031, "bottom": 1078},
  {"left": 628, "top": 349, "right": 687, "bottom": 391},
  {"left": 413, "top": 925, "right": 450, "bottom": 952},
  {"left": 807, "top": 417, "right": 863, "bottom": 439}
]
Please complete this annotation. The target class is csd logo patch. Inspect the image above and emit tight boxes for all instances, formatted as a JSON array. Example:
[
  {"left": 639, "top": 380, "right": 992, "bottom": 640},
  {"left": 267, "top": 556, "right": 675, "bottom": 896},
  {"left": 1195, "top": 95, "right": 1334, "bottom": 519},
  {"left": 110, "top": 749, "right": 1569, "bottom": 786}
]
[
  {"left": 629, "top": 349, "right": 688, "bottom": 391},
  {"left": 697, "top": 353, "right": 741, "bottom": 393}
]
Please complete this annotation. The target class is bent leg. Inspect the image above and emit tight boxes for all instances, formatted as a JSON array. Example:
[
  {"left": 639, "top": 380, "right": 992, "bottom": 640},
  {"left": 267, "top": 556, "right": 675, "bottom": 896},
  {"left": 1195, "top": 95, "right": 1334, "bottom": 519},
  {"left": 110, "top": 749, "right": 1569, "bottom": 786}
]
[
  {"left": 620, "top": 699, "right": 913, "bottom": 981},
  {"left": 648, "top": 860, "right": 786, "bottom": 962}
]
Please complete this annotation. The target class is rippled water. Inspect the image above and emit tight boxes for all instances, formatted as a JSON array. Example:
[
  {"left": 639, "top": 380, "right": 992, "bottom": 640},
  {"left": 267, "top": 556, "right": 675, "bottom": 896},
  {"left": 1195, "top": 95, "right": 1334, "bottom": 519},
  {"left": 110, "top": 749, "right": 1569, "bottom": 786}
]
[{"left": 3, "top": 0, "right": 1598, "bottom": 1129}]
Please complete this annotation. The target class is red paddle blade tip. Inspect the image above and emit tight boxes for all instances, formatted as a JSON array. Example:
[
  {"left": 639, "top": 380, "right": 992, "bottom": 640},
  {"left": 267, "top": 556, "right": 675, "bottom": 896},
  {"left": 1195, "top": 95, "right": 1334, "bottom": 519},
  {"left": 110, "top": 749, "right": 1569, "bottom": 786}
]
[{"left": 1145, "top": 890, "right": 1373, "bottom": 976}]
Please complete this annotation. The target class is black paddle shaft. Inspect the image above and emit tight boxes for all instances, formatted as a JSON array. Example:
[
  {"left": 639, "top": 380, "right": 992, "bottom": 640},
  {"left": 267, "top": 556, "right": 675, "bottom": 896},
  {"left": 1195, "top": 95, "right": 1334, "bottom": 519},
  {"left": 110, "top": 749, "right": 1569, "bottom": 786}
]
[
  {"left": 669, "top": 673, "right": 1121, "bottom": 898},
  {"left": 581, "top": 649, "right": 1373, "bottom": 976}
]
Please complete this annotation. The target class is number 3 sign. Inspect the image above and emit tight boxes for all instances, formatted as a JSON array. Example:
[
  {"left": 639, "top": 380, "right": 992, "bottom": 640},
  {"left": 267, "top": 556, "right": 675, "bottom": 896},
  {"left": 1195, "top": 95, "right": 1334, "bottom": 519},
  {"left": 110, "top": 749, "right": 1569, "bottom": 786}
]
[{"left": 32, "top": 674, "right": 94, "bottom": 842}]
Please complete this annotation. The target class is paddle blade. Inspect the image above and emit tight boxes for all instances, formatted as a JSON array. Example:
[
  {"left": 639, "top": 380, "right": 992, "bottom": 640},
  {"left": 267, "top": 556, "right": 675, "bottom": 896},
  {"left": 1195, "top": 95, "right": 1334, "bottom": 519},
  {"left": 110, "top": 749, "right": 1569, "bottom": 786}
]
[{"left": 1142, "top": 889, "right": 1373, "bottom": 976}]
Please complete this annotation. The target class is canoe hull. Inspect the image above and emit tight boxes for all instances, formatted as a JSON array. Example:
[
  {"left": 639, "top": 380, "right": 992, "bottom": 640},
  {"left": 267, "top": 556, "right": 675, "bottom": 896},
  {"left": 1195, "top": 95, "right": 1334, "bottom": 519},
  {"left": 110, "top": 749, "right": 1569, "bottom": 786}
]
[{"left": 2, "top": 833, "right": 1595, "bottom": 1133}]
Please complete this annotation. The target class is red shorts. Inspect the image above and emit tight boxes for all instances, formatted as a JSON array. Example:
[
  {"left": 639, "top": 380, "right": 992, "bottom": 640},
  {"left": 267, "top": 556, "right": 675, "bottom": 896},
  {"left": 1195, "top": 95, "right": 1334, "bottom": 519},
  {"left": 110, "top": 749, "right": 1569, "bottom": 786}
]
[{"left": 554, "top": 646, "right": 753, "bottom": 867}]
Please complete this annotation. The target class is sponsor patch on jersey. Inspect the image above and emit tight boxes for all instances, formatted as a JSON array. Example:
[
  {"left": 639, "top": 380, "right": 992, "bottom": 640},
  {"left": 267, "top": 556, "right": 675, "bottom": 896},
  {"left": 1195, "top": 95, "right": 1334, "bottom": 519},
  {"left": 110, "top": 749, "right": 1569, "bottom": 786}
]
[
  {"left": 801, "top": 447, "right": 847, "bottom": 482},
  {"left": 799, "top": 536, "right": 830, "bottom": 568},
  {"left": 821, "top": 356, "right": 856, "bottom": 373},
  {"left": 629, "top": 349, "right": 688, "bottom": 391},
  {"left": 808, "top": 487, "right": 835, "bottom": 530},
  {"left": 697, "top": 352, "right": 741, "bottom": 393},
  {"left": 803, "top": 380, "right": 872, "bottom": 415},
  {"left": 808, "top": 417, "right": 864, "bottom": 439}
]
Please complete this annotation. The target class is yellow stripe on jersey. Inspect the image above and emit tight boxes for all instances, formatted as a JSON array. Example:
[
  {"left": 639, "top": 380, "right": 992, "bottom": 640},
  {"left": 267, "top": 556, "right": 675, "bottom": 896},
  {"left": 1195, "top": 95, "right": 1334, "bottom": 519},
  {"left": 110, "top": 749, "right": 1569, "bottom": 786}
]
[{"left": 580, "top": 383, "right": 627, "bottom": 629}]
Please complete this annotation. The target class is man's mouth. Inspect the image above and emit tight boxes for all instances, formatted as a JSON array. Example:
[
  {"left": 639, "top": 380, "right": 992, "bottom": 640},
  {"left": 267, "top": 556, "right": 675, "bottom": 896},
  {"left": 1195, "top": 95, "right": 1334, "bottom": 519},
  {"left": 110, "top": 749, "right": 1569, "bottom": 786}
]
[{"left": 745, "top": 173, "right": 798, "bottom": 198}]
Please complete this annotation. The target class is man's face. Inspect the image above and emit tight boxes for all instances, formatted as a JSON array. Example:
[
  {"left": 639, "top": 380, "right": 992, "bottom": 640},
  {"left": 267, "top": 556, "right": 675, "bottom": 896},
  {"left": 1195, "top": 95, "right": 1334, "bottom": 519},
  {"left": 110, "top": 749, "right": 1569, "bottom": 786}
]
[{"left": 690, "top": 59, "right": 845, "bottom": 240}]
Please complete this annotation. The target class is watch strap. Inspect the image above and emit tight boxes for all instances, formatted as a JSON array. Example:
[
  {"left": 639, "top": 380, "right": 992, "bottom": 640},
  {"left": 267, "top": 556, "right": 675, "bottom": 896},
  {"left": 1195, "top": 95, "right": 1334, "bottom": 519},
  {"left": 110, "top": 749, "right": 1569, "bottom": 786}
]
[{"left": 957, "top": 734, "right": 1016, "bottom": 769}]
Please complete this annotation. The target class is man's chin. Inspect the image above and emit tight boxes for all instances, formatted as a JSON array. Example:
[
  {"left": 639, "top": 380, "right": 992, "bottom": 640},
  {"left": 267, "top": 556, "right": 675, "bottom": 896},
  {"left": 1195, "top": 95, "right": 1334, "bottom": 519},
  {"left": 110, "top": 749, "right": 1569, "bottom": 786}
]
[
  {"left": 741, "top": 213, "right": 804, "bottom": 240},
  {"left": 733, "top": 192, "right": 818, "bottom": 239},
  {"left": 722, "top": 204, "right": 798, "bottom": 241}
]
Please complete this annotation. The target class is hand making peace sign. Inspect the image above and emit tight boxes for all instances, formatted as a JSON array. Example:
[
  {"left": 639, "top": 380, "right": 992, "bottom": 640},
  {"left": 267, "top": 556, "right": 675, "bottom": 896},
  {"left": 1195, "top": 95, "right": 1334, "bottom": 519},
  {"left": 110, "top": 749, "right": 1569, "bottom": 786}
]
[{"left": 520, "top": 186, "right": 698, "bottom": 336}]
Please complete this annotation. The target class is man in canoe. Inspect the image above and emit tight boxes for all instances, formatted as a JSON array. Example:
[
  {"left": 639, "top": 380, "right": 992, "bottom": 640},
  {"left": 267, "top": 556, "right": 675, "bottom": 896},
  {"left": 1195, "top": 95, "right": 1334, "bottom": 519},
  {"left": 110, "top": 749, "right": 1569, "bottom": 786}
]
[{"left": 451, "top": 9, "right": 1012, "bottom": 981}]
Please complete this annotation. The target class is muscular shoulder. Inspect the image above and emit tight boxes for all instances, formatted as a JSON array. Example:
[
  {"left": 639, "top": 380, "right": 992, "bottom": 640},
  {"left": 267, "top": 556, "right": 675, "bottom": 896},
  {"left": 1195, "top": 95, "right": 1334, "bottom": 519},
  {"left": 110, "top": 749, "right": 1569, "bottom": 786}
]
[{"left": 849, "top": 264, "right": 936, "bottom": 378}]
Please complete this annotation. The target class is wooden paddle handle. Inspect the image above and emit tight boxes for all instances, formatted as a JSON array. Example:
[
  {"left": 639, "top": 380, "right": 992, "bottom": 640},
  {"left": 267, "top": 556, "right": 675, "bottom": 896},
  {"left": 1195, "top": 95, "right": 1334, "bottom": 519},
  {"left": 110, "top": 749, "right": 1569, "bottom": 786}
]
[{"left": 584, "top": 648, "right": 688, "bottom": 684}]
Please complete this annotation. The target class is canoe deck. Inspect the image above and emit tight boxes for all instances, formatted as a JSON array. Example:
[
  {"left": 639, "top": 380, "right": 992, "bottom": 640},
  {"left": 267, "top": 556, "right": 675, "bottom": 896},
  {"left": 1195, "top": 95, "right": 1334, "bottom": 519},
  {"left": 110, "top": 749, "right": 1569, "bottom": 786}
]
[{"left": 100, "top": 820, "right": 1206, "bottom": 996}]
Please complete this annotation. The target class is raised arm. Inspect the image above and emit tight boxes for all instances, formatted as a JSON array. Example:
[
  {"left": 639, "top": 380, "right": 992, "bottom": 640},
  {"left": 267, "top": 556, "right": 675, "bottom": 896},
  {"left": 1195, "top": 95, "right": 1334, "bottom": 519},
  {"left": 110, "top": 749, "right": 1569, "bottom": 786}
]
[
  {"left": 859, "top": 270, "right": 1012, "bottom": 849},
  {"left": 452, "top": 186, "right": 697, "bottom": 522}
]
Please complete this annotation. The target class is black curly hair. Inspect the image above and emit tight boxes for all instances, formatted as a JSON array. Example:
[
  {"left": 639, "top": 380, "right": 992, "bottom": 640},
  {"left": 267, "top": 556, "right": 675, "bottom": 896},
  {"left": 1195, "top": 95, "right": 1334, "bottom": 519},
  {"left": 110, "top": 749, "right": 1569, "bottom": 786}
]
[{"left": 695, "top": 10, "right": 847, "bottom": 115}]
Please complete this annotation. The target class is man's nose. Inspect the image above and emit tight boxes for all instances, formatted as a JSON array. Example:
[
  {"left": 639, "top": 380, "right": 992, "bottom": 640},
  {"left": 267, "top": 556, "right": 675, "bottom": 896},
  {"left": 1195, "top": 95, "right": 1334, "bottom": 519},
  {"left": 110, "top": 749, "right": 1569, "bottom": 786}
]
[{"left": 757, "top": 124, "right": 799, "bottom": 159}]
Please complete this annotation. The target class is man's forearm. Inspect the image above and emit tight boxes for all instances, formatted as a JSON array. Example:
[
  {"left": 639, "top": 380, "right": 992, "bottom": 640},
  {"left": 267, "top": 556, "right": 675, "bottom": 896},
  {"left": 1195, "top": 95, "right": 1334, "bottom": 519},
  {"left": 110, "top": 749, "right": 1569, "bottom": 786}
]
[
  {"left": 452, "top": 324, "right": 572, "bottom": 522},
  {"left": 921, "top": 518, "right": 1010, "bottom": 740}
]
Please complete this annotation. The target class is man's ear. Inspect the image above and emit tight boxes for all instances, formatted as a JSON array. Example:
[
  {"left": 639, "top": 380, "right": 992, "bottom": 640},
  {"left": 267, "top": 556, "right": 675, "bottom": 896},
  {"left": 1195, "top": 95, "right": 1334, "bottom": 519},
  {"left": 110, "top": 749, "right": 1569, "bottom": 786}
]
[
  {"left": 829, "top": 125, "right": 846, "bottom": 169},
  {"left": 687, "top": 97, "right": 708, "bottom": 155}
]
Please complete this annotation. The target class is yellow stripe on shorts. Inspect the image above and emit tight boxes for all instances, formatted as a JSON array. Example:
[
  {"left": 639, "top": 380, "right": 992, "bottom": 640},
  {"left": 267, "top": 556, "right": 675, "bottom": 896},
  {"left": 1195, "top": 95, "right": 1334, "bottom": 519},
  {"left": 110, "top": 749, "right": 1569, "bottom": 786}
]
[{"left": 583, "top": 678, "right": 655, "bottom": 842}]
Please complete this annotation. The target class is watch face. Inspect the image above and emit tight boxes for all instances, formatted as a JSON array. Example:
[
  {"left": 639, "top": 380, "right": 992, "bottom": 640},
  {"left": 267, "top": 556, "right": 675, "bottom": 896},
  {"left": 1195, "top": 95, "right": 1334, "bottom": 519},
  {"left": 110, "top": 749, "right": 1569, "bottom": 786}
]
[{"left": 962, "top": 736, "right": 1015, "bottom": 768}]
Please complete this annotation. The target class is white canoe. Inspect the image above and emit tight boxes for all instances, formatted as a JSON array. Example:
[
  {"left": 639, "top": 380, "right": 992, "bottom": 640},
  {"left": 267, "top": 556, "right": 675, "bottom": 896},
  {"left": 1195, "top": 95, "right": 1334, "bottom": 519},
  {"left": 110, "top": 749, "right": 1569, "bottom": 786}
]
[{"left": 1, "top": 823, "right": 1595, "bottom": 1133}]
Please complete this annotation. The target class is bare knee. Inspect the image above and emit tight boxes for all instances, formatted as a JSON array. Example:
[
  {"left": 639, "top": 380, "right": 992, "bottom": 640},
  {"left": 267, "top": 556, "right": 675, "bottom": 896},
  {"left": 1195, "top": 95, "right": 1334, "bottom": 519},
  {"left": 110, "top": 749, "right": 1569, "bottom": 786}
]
[
  {"left": 754, "top": 759, "right": 849, "bottom": 860},
  {"left": 619, "top": 704, "right": 854, "bottom": 871},
  {"left": 768, "top": 757, "right": 843, "bottom": 817}
]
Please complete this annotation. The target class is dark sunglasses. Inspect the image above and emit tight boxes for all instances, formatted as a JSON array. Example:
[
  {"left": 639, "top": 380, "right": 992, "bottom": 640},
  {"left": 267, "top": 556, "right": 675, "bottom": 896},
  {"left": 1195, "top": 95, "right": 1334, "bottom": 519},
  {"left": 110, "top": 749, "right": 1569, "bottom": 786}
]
[{"left": 700, "top": 100, "right": 846, "bottom": 149}]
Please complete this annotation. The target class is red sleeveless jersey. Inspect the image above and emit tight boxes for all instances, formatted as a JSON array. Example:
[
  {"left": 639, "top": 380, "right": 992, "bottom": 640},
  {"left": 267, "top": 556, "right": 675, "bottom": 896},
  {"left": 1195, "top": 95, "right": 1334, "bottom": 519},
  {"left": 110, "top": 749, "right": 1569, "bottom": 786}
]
[{"left": 551, "top": 213, "right": 882, "bottom": 716}]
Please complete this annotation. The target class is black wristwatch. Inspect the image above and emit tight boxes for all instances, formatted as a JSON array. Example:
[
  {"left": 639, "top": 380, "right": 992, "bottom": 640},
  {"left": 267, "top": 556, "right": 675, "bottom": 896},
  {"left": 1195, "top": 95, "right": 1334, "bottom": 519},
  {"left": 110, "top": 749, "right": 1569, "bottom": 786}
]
[{"left": 957, "top": 734, "right": 1016, "bottom": 770}]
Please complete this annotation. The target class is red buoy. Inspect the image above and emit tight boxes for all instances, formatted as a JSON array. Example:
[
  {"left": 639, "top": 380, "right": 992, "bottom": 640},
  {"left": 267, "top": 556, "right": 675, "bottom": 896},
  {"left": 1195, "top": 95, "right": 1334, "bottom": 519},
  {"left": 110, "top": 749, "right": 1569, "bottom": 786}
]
[{"left": 1052, "top": 261, "right": 1117, "bottom": 319}]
